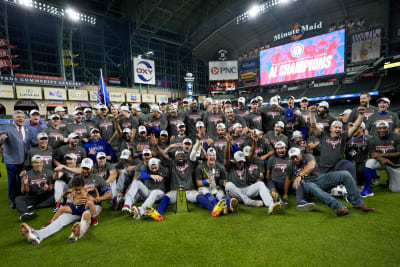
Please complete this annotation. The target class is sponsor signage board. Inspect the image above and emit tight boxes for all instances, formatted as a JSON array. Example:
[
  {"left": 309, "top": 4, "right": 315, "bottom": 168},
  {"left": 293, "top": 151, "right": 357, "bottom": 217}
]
[
  {"left": 43, "top": 87, "right": 67, "bottom": 100},
  {"left": 0, "top": 75, "right": 84, "bottom": 87},
  {"left": 68, "top": 90, "right": 88, "bottom": 101},
  {"left": 209, "top": 60, "right": 238, "bottom": 81},
  {"left": 133, "top": 58, "right": 156, "bottom": 85},
  {"left": 351, "top": 28, "right": 381, "bottom": 63},
  {"left": 0, "top": 84, "right": 14, "bottom": 98},
  {"left": 16, "top": 86, "right": 42, "bottom": 99}
]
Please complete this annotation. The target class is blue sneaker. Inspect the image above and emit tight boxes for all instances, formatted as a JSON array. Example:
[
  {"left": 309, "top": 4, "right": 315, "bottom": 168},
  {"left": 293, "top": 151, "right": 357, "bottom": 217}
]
[
  {"left": 360, "top": 187, "right": 374, "bottom": 198},
  {"left": 296, "top": 201, "right": 315, "bottom": 211}
]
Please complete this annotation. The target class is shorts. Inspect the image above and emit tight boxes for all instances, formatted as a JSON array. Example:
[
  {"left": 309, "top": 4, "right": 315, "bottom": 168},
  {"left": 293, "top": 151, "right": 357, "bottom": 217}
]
[{"left": 70, "top": 203, "right": 86, "bottom": 216}]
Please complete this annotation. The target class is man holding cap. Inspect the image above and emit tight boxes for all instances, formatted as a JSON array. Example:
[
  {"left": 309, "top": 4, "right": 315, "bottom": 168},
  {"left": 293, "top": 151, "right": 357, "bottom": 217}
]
[
  {"left": 24, "top": 132, "right": 54, "bottom": 171},
  {"left": 363, "top": 120, "right": 400, "bottom": 195},
  {"left": 119, "top": 105, "right": 139, "bottom": 140},
  {"left": 16, "top": 155, "right": 54, "bottom": 221},
  {"left": 65, "top": 109, "right": 90, "bottom": 144},
  {"left": 235, "top": 97, "right": 248, "bottom": 118},
  {"left": 83, "top": 128, "right": 114, "bottom": 163},
  {"left": 288, "top": 147, "right": 374, "bottom": 216},
  {"left": 54, "top": 132, "right": 87, "bottom": 165},
  {"left": 315, "top": 101, "right": 336, "bottom": 133},
  {"left": 43, "top": 114, "right": 67, "bottom": 149},
  {"left": 366, "top": 97, "right": 399, "bottom": 135},
  {"left": 26, "top": 109, "right": 47, "bottom": 146}
]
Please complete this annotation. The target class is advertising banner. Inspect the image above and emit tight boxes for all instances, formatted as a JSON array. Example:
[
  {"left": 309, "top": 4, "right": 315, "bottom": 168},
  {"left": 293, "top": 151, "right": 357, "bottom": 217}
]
[
  {"left": 351, "top": 28, "right": 381, "bottom": 63},
  {"left": 89, "top": 91, "right": 98, "bottom": 102},
  {"left": 142, "top": 94, "right": 155, "bottom": 103},
  {"left": 68, "top": 90, "right": 88, "bottom": 101},
  {"left": 109, "top": 91, "right": 125, "bottom": 102},
  {"left": 260, "top": 29, "right": 345, "bottom": 85},
  {"left": 209, "top": 61, "right": 238, "bottom": 81},
  {"left": 0, "top": 84, "right": 14, "bottom": 98},
  {"left": 156, "top": 95, "right": 169, "bottom": 103},
  {"left": 134, "top": 58, "right": 156, "bottom": 85},
  {"left": 43, "top": 87, "right": 67, "bottom": 100},
  {"left": 16, "top": 86, "right": 42, "bottom": 99},
  {"left": 240, "top": 58, "right": 258, "bottom": 73},
  {"left": 241, "top": 72, "right": 255, "bottom": 79},
  {"left": 126, "top": 92, "right": 141, "bottom": 103},
  {"left": 0, "top": 75, "right": 84, "bottom": 87}
]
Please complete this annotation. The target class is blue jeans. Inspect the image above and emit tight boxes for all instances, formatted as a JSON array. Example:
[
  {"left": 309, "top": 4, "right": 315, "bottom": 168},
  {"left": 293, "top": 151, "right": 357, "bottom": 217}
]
[
  {"left": 6, "top": 164, "right": 23, "bottom": 202},
  {"left": 320, "top": 160, "right": 357, "bottom": 182},
  {"left": 303, "top": 170, "right": 363, "bottom": 211}
]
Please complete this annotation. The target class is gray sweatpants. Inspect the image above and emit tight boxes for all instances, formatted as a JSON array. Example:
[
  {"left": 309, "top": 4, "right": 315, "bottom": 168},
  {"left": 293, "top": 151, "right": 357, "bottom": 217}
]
[
  {"left": 166, "top": 190, "right": 199, "bottom": 203},
  {"left": 225, "top": 181, "right": 273, "bottom": 207},
  {"left": 110, "top": 170, "right": 131, "bottom": 198},
  {"left": 198, "top": 186, "right": 226, "bottom": 200},
  {"left": 54, "top": 180, "right": 68, "bottom": 201},
  {"left": 366, "top": 159, "right": 400, "bottom": 192},
  {"left": 124, "top": 179, "right": 164, "bottom": 210}
]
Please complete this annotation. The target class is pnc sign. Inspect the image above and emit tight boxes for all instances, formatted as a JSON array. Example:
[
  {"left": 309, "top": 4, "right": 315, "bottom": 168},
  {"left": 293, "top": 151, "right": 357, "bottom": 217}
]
[
  {"left": 209, "top": 60, "right": 238, "bottom": 81},
  {"left": 134, "top": 58, "right": 156, "bottom": 85}
]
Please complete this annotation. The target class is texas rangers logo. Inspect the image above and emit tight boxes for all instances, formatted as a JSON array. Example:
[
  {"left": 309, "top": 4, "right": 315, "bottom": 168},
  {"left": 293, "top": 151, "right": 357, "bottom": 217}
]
[
  {"left": 248, "top": 164, "right": 259, "bottom": 174},
  {"left": 275, "top": 162, "right": 288, "bottom": 173},
  {"left": 235, "top": 169, "right": 245, "bottom": 180},
  {"left": 291, "top": 43, "right": 304, "bottom": 57},
  {"left": 100, "top": 120, "right": 112, "bottom": 130},
  {"left": 326, "top": 138, "right": 341, "bottom": 149},
  {"left": 376, "top": 145, "right": 394, "bottom": 154},
  {"left": 176, "top": 163, "right": 189, "bottom": 173}
]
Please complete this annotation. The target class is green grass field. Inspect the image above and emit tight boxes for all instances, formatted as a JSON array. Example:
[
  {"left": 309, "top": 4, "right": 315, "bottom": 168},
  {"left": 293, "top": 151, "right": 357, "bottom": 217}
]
[{"left": 0, "top": 159, "right": 399, "bottom": 267}]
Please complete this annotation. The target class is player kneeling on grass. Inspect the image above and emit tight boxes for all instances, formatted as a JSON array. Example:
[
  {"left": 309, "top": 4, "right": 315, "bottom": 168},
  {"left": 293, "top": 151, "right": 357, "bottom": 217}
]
[
  {"left": 196, "top": 147, "right": 238, "bottom": 217},
  {"left": 288, "top": 147, "right": 374, "bottom": 216},
  {"left": 121, "top": 158, "right": 168, "bottom": 221},
  {"left": 224, "top": 132, "right": 281, "bottom": 214},
  {"left": 47, "top": 177, "right": 99, "bottom": 228}
]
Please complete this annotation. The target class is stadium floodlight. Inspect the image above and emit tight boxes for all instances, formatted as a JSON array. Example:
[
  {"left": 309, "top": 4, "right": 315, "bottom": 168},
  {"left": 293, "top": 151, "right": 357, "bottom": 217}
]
[
  {"left": 17, "top": 0, "right": 33, "bottom": 8},
  {"left": 66, "top": 8, "right": 80, "bottom": 21},
  {"left": 146, "top": 51, "right": 154, "bottom": 56},
  {"left": 248, "top": 5, "right": 260, "bottom": 18}
]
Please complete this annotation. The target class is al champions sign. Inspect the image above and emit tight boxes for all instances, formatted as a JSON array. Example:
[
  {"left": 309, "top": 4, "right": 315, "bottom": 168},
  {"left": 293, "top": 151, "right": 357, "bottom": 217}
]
[
  {"left": 274, "top": 21, "right": 323, "bottom": 42},
  {"left": 134, "top": 58, "right": 155, "bottom": 85}
]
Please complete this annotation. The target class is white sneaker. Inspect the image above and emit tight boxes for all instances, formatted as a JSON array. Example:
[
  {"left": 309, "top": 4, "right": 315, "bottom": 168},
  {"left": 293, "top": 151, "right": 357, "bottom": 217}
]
[
  {"left": 131, "top": 206, "right": 142, "bottom": 220},
  {"left": 20, "top": 223, "right": 41, "bottom": 245},
  {"left": 268, "top": 202, "right": 281, "bottom": 214},
  {"left": 248, "top": 200, "right": 264, "bottom": 207}
]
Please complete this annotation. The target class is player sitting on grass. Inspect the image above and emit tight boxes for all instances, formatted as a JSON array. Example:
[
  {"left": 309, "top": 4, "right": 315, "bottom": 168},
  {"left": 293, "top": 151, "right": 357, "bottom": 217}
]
[{"left": 46, "top": 177, "right": 99, "bottom": 227}]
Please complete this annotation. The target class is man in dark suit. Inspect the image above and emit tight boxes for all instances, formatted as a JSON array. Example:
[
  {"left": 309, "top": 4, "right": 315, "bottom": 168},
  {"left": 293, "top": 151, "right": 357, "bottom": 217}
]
[{"left": 0, "top": 110, "right": 33, "bottom": 209}]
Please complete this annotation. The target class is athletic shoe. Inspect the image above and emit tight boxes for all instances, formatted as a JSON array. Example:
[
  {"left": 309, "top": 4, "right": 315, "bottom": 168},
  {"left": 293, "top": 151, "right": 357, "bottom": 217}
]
[
  {"left": 336, "top": 207, "right": 350, "bottom": 216},
  {"left": 268, "top": 202, "right": 281, "bottom": 214},
  {"left": 211, "top": 199, "right": 226, "bottom": 217},
  {"left": 19, "top": 212, "right": 36, "bottom": 221},
  {"left": 296, "top": 201, "right": 315, "bottom": 212},
  {"left": 121, "top": 205, "right": 131, "bottom": 214},
  {"left": 20, "top": 223, "right": 41, "bottom": 245},
  {"left": 27, "top": 205, "right": 34, "bottom": 211},
  {"left": 145, "top": 206, "right": 163, "bottom": 222},
  {"left": 116, "top": 192, "right": 125, "bottom": 211},
  {"left": 131, "top": 206, "right": 142, "bottom": 220},
  {"left": 229, "top": 198, "right": 239, "bottom": 213},
  {"left": 41, "top": 220, "right": 53, "bottom": 229},
  {"left": 360, "top": 187, "right": 374, "bottom": 198},
  {"left": 68, "top": 222, "right": 81, "bottom": 243},
  {"left": 270, "top": 190, "right": 279, "bottom": 203},
  {"left": 248, "top": 200, "right": 264, "bottom": 207},
  {"left": 91, "top": 216, "right": 98, "bottom": 226}
]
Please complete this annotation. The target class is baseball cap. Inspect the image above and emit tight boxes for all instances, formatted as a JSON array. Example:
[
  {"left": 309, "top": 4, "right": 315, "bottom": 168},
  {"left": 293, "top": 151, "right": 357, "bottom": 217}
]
[
  {"left": 182, "top": 98, "right": 189, "bottom": 103},
  {"left": 270, "top": 97, "right": 278, "bottom": 105},
  {"left": 196, "top": 121, "right": 205, "bottom": 128},
  {"left": 275, "top": 121, "right": 285, "bottom": 128},
  {"left": 99, "top": 104, "right": 107, "bottom": 109},
  {"left": 238, "top": 97, "right": 246, "bottom": 104},
  {"left": 29, "top": 109, "right": 40, "bottom": 115},
  {"left": 340, "top": 109, "right": 352, "bottom": 116},
  {"left": 250, "top": 98, "right": 258, "bottom": 104},
  {"left": 300, "top": 97, "right": 309, "bottom": 102},
  {"left": 175, "top": 150, "right": 185, "bottom": 156},
  {"left": 148, "top": 158, "right": 160, "bottom": 167},
  {"left": 225, "top": 107, "right": 233, "bottom": 113},
  {"left": 122, "top": 128, "right": 132, "bottom": 134},
  {"left": 288, "top": 147, "right": 301, "bottom": 158},
  {"left": 171, "top": 98, "right": 178, "bottom": 102},
  {"left": 142, "top": 148, "right": 152, "bottom": 155},
  {"left": 50, "top": 114, "right": 60, "bottom": 120},
  {"left": 81, "top": 158, "right": 94, "bottom": 169},
  {"left": 159, "top": 100, "right": 167, "bottom": 105},
  {"left": 151, "top": 106, "right": 161, "bottom": 113},
  {"left": 205, "top": 97, "right": 213, "bottom": 104},
  {"left": 360, "top": 122, "right": 366, "bottom": 129},
  {"left": 73, "top": 110, "right": 83, "bottom": 116},
  {"left": 90, "top": 128, "right": 100, "bottom": 134},
  {"left": 68, "top": 132, "right": 79, "bottom": 139},
  {"left": 318, "top": 101, "right": 329, "bottom": 109},
  {"left": 190, "top": 99, "right": 198, "bottom": 104},
  {"left": 256, "top": 96, "right": 263, "bottom": 102},
  {"left": 287, "top": 95, "right": 295, "bottom": 100},
  {"left": 94, "top": 104, "right": 101, "bottom": 109},
  {"left": 65, "top": 153, "right": 77, "bottom": 160},
  {"left": 285, "top": 108, "right": 295, "bottom": 120},
  {"left": 169, "top": 104, "right": 178, "bottom": 110},
  {"left": 96, "top": 152, "right": 106, "bottom": 159},
  {"left": 274, "top": 141, "right": 287, "bottom": 148},
  {"left": 376, "top": 120, "right": 389, "bottom": 128},
  {"left": 111, "top": 105, "right": 119, "bottom": 110},
  {"left": 120, "top": 149, "right": 131, "bottom": 159},
  {"left": 120, "top": 106, "right": 130, "bottom": 112},
  {"left": 291, "top": 130, "right": 303, "bottom": 140},
  {"left": 37, "top": 132, "right": 48, "bottom": 139},
  {"left": 131, "top": 104, "right": 141, "bottom": 111},
  {"left": 331, "top": 121, "right": 343, "bottom": 128},
  {"left": 211, "top": 99, "right": 218, "bottom": 105},
  {"left": 177, "top": 122, "right": 185, "bottom": 128},
  {"left": 243, "top": 146, "right": 251, "bottom": 157},
  {"left": 31, "top": 154, "right": 42, "bottom": 162},
  {"left": 160, "top": 130, "right": 168, "bottom": 136},
  {"left": 225, "top": 99, "right": 232, "bottom": 104},
  {"left": 232, "top": 123, "right": 242, "bottom": 131},
  {"left": 138, "top": 126, "right": 147, "bottom": 133},
  {"left": 233, "top": 151, "right": 246, "bottom": 162},
  {"left": 207, "top": 148, "right": 216, "bottom": 155},
  {"left": 74, "top": 106, "right": 82, "bottom": 111},
  {"left": 377, "top": 97, "right": 390, "bottom": 105},
  {"left": 275, "top": 95, "right": 281, "bottom": 101},
  {"left": 54, "top": 106, "right": 66, "bottom": 112},
  {"left": 84, "top": 108, "right": 92, "bottom": 113},
  {"left": 183, "top": 138, "right": 192, "bottom": 145},
  {"left": 216, "top": 123, "right": 226, "bottom": 129}
]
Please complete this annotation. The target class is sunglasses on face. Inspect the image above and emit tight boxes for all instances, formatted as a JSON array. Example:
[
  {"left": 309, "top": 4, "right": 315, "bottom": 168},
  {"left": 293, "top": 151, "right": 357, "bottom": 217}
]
[
  {"left": 52, "top": 117, "right": 60, "bottom": 120},
  {"left": 98, "top": 157, "right": 106, "bottom": 160},
  {"left": 39, "top": 137, "right": 48, "bottom": 140},
  {"left": 82, "top": 167, "right": 90, "bottom": 171}
]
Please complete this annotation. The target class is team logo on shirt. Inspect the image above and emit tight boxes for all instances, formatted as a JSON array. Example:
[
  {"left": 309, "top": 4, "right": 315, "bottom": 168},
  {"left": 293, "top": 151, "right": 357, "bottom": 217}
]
[
  {"left": 84, "top": 183, "right": 95, "bottom": 189},
  {"left": 318, "top": 121, "right": 329, "bottom": 129},
  {"left": 41, "top": 155, "right": 52, "bottom": 165},
  {"left": 176, "top": 163, "right": 189, "bottom": 173},
  {"left": 100, "top": 121, "right": 113, "bottom": 130},
  {"left": 74, "top": 128, "right": 87, "bottom": 137},
  {"left": 30, "top": 177, "right": 47, "bottom": 187},
  {"left": 252, "top": 115, "right": 261, "bottom": 122},
  {"left": 189, "top": 114, "right": 201, "bottom": 122},
  {"left": 364, "top": 111, "right": 374, "bottom": 120},
  {"left": 49, "top": 132, "right": 63, "bottom": 141},
  {"left": 214, "top": 140, "right": 226, "bottom": 150},
  {"left": 376, "top": 145, "right": 395, "bottom": 154},
  {"left": 248, "top": 164, "right": 259, "bottom": 174},
  {"left": 285, "top": 121, "right": 298, "bottom": 131},
  {"left": 96, "top": 169, "right": 107, "bottom": 179},
  {"left": 268, "top": 111, "right": 281, "bottom": 119},
  {"left": 374, "top": 118, "right": 393, "bottom": 127},
  {"left": 275, "top": 162, "right": 288, "bottom": 173},
  {"left": 235, "top": 169, "right": 245, "bottom": 180},
  {"left": 152, "top": 120, "right": 161, "bottom": 128},
  {"left": 209, "top": 116, "right": 223, "bottom": 125},
  {"left": 326, "top": 138, "right": 341, "bottom": 149},
  {"left": 121, "top": 121, "right": 132, "bottom": 129}
]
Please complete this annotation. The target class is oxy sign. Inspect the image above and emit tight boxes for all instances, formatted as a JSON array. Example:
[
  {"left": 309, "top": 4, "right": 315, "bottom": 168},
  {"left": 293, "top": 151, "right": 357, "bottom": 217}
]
[
  {"left": 209, "top": 61, "right": 238, "bottom": 81},
  {"left": 134, "top": 58, "right": 156, "bottom": 85}
]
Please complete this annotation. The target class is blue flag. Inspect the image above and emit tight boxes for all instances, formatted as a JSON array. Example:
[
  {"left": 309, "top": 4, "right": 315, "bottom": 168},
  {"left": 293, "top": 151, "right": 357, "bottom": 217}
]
[{"left": 97, "top": 69, "right": 109, "bottom": 106}]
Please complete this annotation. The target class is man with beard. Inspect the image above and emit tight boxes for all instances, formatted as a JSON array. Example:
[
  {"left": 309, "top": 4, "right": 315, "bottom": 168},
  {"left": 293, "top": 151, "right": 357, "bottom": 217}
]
[
  {"left": 186, "top": 99, "right": 204, "bottom": 140},
  {"left": 83, "top": 108, "right": 95, "bottom": 130},
  {"left": 65, "top": 110, "right": 90, "bottom": 145},
  {"left": 118, "top": 128, "right": 135, "bottom": 157},
  {"left": 119, "top": 105, "right": 139, "bottom": 139},
  {"left": 289, "top": 147, "right": 374, "bottom": 216},
  {"left": 43, "top": 114, "right": 68, "bottom": 149},
  {"left": 264, "top": 121, "right": 288, "bottom": 148},
  {"left": 23, "top": 132, "right": 54, "bottom": 171},
  {"left": 245, "top": 98, "right": 263, "bottom": 131},
  {"left": 256, "top": 96, "right": 264, "bottom": 108},
  {"left": 225, "top": 107, "right": 247, "bottom": 135},
  {"left": 26, "top": 109, "right": 47, "bottom": 146},
  {"left": 204, "top": 100, "right": 226, "bottom": 137},
  {"left": 196, "top": 148, "right": 239, "bottom": 216},
  {"left": 363, "top": 120, "right": 400, "bottom": 195},
  {"left": 235, "top": 97, "right": 248, "bottom": 118},
  {"left": 132, "top": 126, "right": 154, "bottom": 158},
  {"left": 310, "top": 105, "right": 365, "bottom": 181},
  {"left": 259, "top": 97, "right": 285, "bottom": 133},
  {"left": 52, "top": 106, "right": 71, "bottom": 129},
  {"left": 315, "top": 101, "right": 336, "bottom": 133},
  {"left": 167, "top": 105, "right": 187, "bottom": 138},
  {"left": 366, "top": 97, "right": 399, "bottom": 135},
  {"left": 232, "top": 123, "right": 251, "bottom": 152},
  {"left": 54, "top": 133, "right": 87, "bottom": 165},
  {"left": 202, "top": 97, "right": 213, "bottom": 112},
  {"left": 289, "top": 130, "right": 307, "bottom": 153},
  {"left": 157, "top": 130, "right": 170, "bottom": 150},
  {"left": 224, "top": 133, "right": 281, "bottom": 214},
  {"left": 93, "top": 152, "right": 118, "bottom": 183},
  {"left": 83, "top": 128, "right": 114, "bottom": 163},
  {"left": 281, "top": 97, "right": 306, "bottom": 139},
  {"left": 95, "top": 105, "right": 119, "bottom": 156},
  {"left": 148, "top": 106, "right": 168, "bottom": 131},
  {"left": 348, "top": 92, "right": 378, "bottom": 124},
  {"left": 131, "top": 104, "right": 148, "bottom": 126}
]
